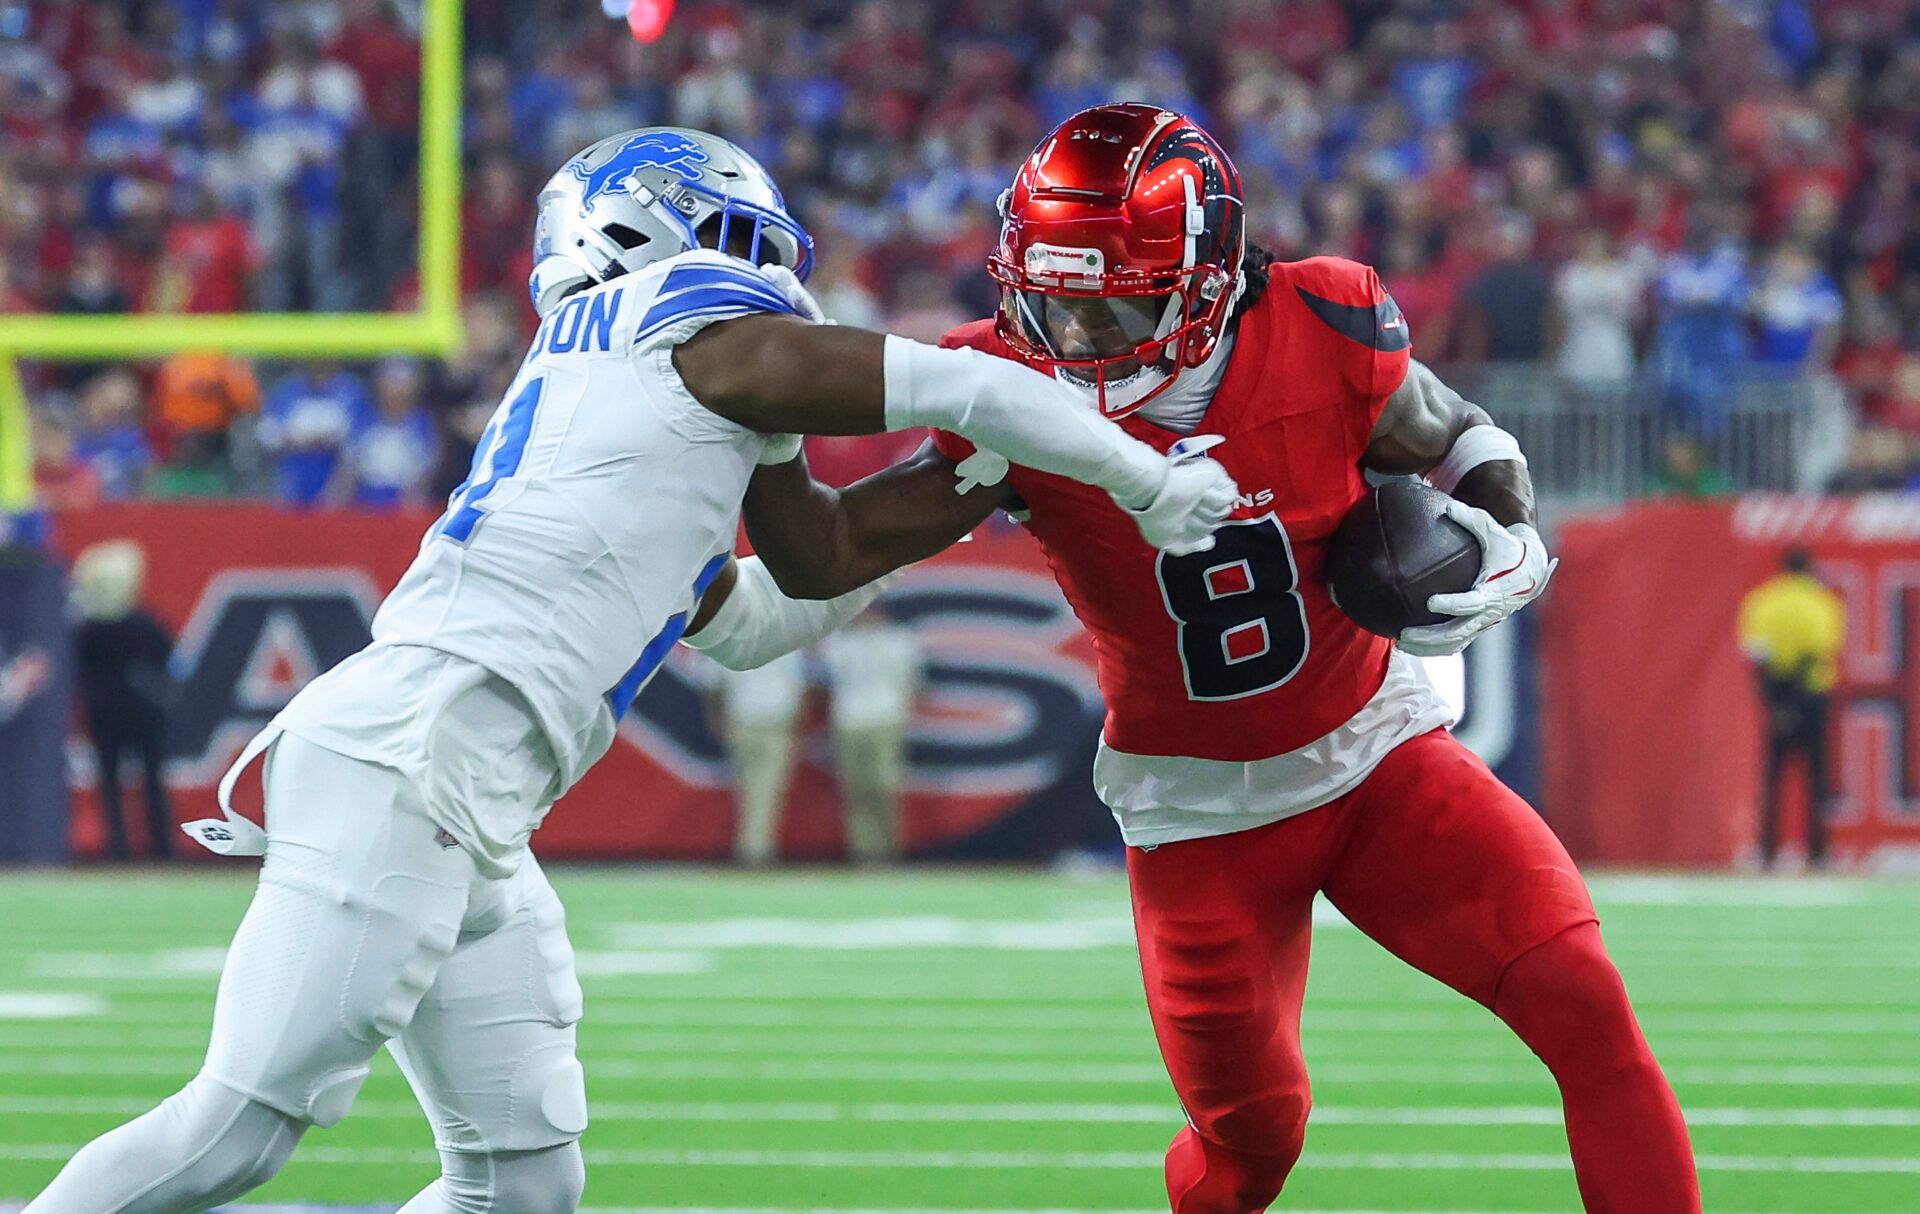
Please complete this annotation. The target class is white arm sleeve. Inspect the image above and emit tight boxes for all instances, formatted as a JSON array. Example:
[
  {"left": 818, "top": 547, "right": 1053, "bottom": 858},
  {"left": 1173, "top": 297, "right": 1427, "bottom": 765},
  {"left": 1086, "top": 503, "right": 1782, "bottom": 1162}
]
[
  {"left": 882, "top": 334, "right": 1166, "bottom": 509},
  {"left": 682, "top": 556, "right": 888, "bottom": 671}
]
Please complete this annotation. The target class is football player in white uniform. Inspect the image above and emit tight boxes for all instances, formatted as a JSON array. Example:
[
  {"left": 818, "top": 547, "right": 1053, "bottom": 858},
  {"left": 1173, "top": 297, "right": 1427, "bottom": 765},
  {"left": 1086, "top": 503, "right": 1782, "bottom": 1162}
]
[{"left": 25, "top": 128, "right": 1238, "bottom": 1214}]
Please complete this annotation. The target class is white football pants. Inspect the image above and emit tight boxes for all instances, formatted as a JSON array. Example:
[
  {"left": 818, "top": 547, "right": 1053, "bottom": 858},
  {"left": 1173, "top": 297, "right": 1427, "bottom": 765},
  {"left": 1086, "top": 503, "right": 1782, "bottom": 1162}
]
[{"left": 25, "top": 732, "right": 587, "bottom": 1213}]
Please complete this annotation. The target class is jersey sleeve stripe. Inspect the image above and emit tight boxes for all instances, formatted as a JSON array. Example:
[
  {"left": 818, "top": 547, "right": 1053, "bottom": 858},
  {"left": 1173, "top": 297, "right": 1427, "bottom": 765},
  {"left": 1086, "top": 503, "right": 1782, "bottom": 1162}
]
[
  {"left": 639, "top": 262, "right": 801, "bottom": 332},
  {"left": 604, "top": 552, "right": 731, "bottom": 719},
  {"left": 653, "top": 274, "right": 794, "bottom": 313},
  {"left": 635, "top": 303, "right": 773, "bottom": 348},
  {"left": 637, "top": 265, "right": 802, "bottom": 341},
  {"left": 1294, "top": 285, "right": 1412, "bottom": 353},
  {"left": 646, "top": 282, "right": 795, "bottom": 321}
]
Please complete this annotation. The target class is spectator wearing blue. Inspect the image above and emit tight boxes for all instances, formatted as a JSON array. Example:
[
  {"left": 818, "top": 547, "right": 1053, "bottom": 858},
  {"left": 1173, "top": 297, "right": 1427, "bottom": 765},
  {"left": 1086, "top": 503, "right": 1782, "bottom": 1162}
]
[
  {"left": 1034, "top": 43, "right": 1110, "bottom": 127},
  {"left": 764, "top": 35, "right": 846, "bottom": 139},
  {"left": 1749, "top": 242, "right": 1843, "bottom": 372},
  {"left": 71, "top": 371, "right": 154, "bottom": 501},
  {"left": 508, "top": 39, "right": 576, "bottom": 154},
  {"left": 82, "top": 76, "right": 169, "bottom": 233},
  {"left": 259, "top": 363, "right": 373, "bottom": 507},
  {"left": 1651, "top": 211, "right": 1750, "bottom": 435},
  {"left": 344, "top": 358, "right": 439, "bottom": 510},
  {"left": 542, "top": 69, "right": 643, "bottom": 174},
  {"left": 1113, "top": 47, "right": 1211, "bottom": 130},
  {"left": 1391, "top": 20, "right": 1478, "bottom": 131},
  {"left": 247, "top": 34, "right": 361, "bottom": 312}
]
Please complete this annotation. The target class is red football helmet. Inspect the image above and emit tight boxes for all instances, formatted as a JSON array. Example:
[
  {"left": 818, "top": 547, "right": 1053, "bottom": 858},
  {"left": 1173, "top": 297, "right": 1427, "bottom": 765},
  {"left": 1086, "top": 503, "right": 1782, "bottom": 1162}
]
[{"left": 990, "top": 103, "right": 1246, "bottom": 418}]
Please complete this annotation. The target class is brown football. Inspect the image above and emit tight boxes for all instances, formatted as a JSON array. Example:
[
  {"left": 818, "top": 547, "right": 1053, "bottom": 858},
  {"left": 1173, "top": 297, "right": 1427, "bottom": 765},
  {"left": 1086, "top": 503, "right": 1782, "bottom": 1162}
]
[{"left": 1325, "top": 479, "right": 1482, "bottom": 638}]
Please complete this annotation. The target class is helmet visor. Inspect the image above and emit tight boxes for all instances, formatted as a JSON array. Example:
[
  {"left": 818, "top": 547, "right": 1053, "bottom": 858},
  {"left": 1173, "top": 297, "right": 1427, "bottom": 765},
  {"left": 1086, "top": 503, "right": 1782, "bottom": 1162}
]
[{"left": 1009, "top": 289, "right": 1171, "bottom": 363}]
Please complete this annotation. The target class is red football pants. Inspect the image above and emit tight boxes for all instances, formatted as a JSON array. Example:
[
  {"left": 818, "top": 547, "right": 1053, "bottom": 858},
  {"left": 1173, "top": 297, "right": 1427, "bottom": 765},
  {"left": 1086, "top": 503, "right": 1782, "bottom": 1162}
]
[{"left": 1127, "top": 728, "right": 1699, "bottom": 1214}]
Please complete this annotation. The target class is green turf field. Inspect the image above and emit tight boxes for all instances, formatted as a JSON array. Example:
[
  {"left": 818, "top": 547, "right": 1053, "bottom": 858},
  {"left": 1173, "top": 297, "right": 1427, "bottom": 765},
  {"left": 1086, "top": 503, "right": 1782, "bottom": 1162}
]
[{"left": 0, "top": 868, "right": 1913, "bottom": 1213}]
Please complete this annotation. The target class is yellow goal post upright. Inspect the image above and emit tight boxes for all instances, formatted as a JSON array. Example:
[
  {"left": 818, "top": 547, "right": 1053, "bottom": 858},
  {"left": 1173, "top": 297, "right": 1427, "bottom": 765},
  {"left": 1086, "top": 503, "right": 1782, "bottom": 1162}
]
[{"left": 0, "top": 0, "right": 467, "bottom": 518}]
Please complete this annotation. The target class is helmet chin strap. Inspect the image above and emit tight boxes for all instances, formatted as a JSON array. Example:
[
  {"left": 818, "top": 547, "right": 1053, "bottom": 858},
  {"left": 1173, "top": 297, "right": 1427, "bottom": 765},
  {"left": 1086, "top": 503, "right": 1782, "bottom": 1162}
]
[{"left": 1057, "top": 362, "right": 1172, "bottom": 416}]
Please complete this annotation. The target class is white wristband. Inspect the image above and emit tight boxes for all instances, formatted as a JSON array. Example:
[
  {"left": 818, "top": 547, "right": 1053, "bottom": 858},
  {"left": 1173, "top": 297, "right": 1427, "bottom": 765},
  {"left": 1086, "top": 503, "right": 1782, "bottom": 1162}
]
[
  {"left": 1427, "top": 424, "right": 1527, "bottom": 495},
  {"left": 682, "top": 556, "right": 888, "bottom": 670}
]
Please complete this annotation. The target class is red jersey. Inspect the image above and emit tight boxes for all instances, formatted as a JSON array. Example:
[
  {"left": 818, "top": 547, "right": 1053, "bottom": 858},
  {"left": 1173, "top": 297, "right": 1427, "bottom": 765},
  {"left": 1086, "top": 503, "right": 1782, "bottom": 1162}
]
[{"left": 934, "top": 256, "right": 1412, "bottom": 763}]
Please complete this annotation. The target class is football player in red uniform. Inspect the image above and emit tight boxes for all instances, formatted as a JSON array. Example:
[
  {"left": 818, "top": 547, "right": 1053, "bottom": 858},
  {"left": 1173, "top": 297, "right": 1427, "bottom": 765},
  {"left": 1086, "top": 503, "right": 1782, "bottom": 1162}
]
[{"left": 710, "top": 104, "right": 1700, "bottom": 1213}]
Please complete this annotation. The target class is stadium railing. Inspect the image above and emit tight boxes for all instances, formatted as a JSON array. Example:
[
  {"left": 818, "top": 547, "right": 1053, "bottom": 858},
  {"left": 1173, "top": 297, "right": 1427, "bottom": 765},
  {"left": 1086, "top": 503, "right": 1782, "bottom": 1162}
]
[{"left": 1442, "top": 364, "right": 1853, "bottom": 513}]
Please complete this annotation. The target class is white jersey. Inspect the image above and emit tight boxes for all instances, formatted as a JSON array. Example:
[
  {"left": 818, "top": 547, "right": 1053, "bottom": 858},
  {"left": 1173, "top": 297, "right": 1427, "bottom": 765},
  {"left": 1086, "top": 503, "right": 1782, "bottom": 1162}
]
[{"left": 270, "top": 250, "right": 804, "bottom": 871}]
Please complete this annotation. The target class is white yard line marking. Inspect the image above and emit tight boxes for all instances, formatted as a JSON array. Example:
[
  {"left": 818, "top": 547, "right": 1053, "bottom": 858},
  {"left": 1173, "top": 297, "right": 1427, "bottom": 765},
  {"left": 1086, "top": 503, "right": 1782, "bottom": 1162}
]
[
  {"left": 3, "top": 1144, "right": 1914, "bottom": 1173},
  {"left": 18, "top": 1207, "right": 1762, "bottom": 1214},
  {"left": 572, "top": 1010, "right": 1918, "bottom": 1037},
  {"left": 28, "top": 950, "right": 228, "bottom": 979},
  {"left": 0, "top": 994, "right": 105, "bottom": 1019},
  {"left": 0, "top": 1030, "right": 1891, "bottom": 1070},
  {"left": 600, "top": 917, "right": 1138, "bottom": 951},
  {"left": 26, "top": 949, "right": 716, "bottom": 980},
  {"left": 36, "top": 999, "right": 1920, "bottom": 1039},
  {"left": 1581, "top": 876, "right": 1873, "bottom": 906},
  {"left": 581, "top": 1209, "right": 1183, "bottom": 1214},
  {"left": 574, "top": 951, "right": 716, "bottom": 975},
  {"left": 0, "top": 1208, "right": 415, "bottom": 1214},
  {"left": 1, "top": 1054, "right": 1917, "bottom": 1086},
  {"left": 571, "top": 1209, "right": 1787, "bottom": 1214},
  {"left": 3, "top": 1095, "right": 1916, "bottom": 1128},
  {"left": 74, "top": 982, "right": 1920, "bottom": 1014},
  {"left": 473, "top": 983, "right": 1920, "bottom": 1011}
]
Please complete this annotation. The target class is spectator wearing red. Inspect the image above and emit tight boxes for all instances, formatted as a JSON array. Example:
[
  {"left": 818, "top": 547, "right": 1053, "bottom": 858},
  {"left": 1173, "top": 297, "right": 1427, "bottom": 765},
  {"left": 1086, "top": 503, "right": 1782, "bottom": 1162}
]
[
  {"left": 31, "top": 411, "right": 102, "bottom": 511},
  {"left": 1832, "top": 304, "right": 1904, "bottom": 421},
  {"left": 147, "top": 187, "right": 258, "bottom": 314},
  {"left": 1377, "top": 230, "right": 1461, "bottom": 368},
  {"left": 328, "top": 0, "right": 420, "bottom": 142}
]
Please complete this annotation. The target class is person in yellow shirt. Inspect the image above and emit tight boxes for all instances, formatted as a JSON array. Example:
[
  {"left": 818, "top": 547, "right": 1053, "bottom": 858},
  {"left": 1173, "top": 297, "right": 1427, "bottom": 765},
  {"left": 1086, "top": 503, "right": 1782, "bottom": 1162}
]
[{"left": 1737, "top": 550, "right": 1847, "bottom": 870}]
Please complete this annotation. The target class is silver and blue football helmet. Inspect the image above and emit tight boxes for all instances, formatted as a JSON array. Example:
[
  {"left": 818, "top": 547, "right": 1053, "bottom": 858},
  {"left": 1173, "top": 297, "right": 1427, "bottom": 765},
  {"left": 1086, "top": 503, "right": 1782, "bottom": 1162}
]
[{"left": 528, "top": 127, "right": 815, "bottom": 317}]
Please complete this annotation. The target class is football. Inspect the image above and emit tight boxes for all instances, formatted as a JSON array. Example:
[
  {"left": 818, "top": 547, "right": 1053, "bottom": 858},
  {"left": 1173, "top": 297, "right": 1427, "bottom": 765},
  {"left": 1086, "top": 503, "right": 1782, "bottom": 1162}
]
[{"left": 1325, "top": 479, "right": 1483, "bottom": 638}]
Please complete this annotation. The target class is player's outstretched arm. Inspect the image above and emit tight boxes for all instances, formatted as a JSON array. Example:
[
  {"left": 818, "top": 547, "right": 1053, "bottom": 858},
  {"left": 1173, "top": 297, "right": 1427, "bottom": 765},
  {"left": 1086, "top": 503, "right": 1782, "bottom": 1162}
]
[
  {"left": 741, "top": 442, "right": 1009, "bottom": 600},
  {"left": 675, "top": 441, "right": 1006, "bottom": 660},
  {"left": 672, "top": 314, "right": 1236, "bottom": 554},
  {"left": 1362, "top": 359, "right": 1556, "bottom": 656},
  {"left": 682, "top": 552, "right": 887, "bottom": 670},
  {"left": 681, "top": 443, "right": 1011, "bottom": 667}
]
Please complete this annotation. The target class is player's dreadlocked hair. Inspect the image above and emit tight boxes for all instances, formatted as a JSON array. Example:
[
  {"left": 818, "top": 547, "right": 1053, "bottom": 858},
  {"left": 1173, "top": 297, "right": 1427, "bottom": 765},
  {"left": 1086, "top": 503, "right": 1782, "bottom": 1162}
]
[{"left": 1233, "top": 244, "right": 1277, "bottom": 319}]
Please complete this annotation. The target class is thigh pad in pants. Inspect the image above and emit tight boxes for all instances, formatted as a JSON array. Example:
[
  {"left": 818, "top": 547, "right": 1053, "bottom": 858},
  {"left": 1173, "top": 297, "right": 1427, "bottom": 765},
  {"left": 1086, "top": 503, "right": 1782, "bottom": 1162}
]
[
  {"left": 202, "top": 734, "right": 476, "bottom": 1127},
  {"left": 389, "top": 857, "right": 588, "bottom": 1153}
]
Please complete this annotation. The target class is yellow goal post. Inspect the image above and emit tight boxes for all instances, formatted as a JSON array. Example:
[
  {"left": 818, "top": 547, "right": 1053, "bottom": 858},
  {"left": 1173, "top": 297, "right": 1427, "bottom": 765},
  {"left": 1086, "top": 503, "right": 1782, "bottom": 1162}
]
[{"left": 0, "top": 0, "right": 467, "bottom": 515}]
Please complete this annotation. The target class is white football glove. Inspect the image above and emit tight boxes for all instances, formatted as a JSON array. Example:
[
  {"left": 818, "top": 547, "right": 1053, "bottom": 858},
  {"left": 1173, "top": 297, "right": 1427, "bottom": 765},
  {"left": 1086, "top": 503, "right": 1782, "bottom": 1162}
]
[
  {"left": 1397, "top": 500, "right": 1557, "bottom": 657},
  {"left": 950, "top": 447, "right": 1032, "bottom": 524},
  {"left": 953, "top": 447, "right": 1011, "bottom": 493},
  {"left": 1123, "top": 435, "right": 1238, "bottom": 556},
  {"left": 759, "top": 263, "right": 829, "bottom": 325},
  {"left": 952, "top": 438, "right": 1235, "bottom": 549}
]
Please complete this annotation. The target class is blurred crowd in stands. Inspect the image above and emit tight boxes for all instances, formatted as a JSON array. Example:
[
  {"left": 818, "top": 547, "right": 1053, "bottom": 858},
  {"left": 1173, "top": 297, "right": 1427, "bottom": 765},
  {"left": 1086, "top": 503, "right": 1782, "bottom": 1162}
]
[{"left": 13, "top": 0, "right": 1920, "bottom": 511}]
